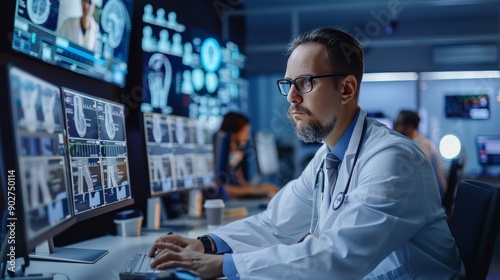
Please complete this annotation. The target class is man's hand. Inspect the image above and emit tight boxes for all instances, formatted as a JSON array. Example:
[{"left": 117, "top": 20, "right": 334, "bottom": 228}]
[
  {"left": 148, "top": 233, "right": 204, "bottom": 257},
  {"left": 150, "top": 242, "right": 224, "bottom": 279}
]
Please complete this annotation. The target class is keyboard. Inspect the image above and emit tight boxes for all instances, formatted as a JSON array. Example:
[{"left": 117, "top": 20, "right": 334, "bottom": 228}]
[{"left": 119, "top": 249, "right": 202, "bottom": 280}]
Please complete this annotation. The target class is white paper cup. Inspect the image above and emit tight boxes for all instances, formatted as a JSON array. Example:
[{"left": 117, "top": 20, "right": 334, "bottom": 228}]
[{"left": 204, "top": 199, "right": 225, "bottom": 231}]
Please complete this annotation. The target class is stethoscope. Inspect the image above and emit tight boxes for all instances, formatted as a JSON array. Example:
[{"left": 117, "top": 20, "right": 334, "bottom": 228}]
[{"left": 310, "top": 118, "right": 367, "bottom": 234}]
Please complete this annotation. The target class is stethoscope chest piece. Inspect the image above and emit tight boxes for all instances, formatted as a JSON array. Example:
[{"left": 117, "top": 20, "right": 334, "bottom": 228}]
[{"left": 333, "top": 192, "right": 345, "bottom": 210}]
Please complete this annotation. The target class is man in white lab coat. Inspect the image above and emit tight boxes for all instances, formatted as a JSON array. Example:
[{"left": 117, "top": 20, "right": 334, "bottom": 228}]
[
  {"left": 148, "top": 27, "right": 465, "bottom": 279},
  {"left": 58, "top": 0, "right": 100, "bottom": 51}
]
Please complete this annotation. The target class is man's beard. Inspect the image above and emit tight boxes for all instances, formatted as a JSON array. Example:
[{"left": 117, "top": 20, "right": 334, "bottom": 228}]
[{"left": 287, "top": 105, "right": 336, "bottom": 143}]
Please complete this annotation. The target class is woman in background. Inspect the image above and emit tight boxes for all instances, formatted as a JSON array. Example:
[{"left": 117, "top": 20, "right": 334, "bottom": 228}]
[{"left": 214, "top": 112, "right": 280, "bottom": 199}]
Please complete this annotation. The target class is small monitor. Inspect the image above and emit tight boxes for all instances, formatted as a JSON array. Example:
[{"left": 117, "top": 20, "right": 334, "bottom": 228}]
[
  {"left": 143, "top": 112, "right": 215, "bottom": 196},
  {"left": 367, "top": 111, "right": 393, "bottom": 129},
  {"left": 62, "top": 88, "right": 134, "bottom": 222},
  {"left": 4, "top": 65, "right": 75, "bottom": 261},
  {"left": 476, "top": 135, "right": 500, "bottom": 175},
  {"left": 11, "top": 0, "right": 133, "bottom": 87},
  {"left": 142, "top": 112, "right": 215, "bottom": 229},
  {"left": 253, "top": 131, "right": 280, "bottom": 176}
]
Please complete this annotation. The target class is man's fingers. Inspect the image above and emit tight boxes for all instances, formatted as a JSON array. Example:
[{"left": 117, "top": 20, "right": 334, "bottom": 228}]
[
  {"left": 151, "top": 250, "right": 182, "bottom": 268},
  {"left": 155, "top": 242, "right": 183, "bottom": 253}
]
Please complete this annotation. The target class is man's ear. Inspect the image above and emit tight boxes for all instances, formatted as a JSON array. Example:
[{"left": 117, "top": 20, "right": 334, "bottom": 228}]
[{"left": 341, "top": 75, "right": 357, "bottom": 104}]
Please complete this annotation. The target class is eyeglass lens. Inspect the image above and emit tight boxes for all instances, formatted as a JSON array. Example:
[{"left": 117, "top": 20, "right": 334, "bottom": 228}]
[{"left": 278, "top": 77, "right": 312, "bottom": 95}]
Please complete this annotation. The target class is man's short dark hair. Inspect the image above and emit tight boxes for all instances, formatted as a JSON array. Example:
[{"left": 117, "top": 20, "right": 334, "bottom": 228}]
[
  {"left": 398, "top": 110, "right": 421, "bottom": 129},
  {"left": 287, "top": 27, "right": 364, "bottom": 87}
]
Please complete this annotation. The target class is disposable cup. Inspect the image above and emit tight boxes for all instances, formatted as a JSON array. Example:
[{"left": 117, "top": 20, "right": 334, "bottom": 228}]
[{"left": 204, "top": 199, "right": 225, "bottom": 231}]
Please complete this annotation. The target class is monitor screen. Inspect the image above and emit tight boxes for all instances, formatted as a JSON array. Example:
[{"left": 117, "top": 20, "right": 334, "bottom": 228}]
[
  {"left": 12, "top": 0, "right": 133, "bottom": 87},
  {"left": 138, "top": 3, "right": 247, "bottom": 128},
  {"left": 476, "top": 135, "right": 500, "bottom": 166},
  {"left": 7, "top": 65, "right": 75, "bottom": 254},
  {"left": 253, "top": 131, "right": 280, "bottom": 176},
  {"left": 62, "top": 87, "right": 133, "bottom": 221},
  {"left": 373, "top": 117, "right": 393, "bottom": 129},
  {"left": 445, "top": 94, "right": 490, "bottom": 119},
  {"left": 143, "top": 112, "right": 215, "bottom": 197}
]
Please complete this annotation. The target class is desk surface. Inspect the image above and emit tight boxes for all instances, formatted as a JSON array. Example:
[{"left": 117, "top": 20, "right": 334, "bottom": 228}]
[
  {"left": 23, "top": 229, "right": 203, "bottom": 280},
  {"left": 20, "top": 198, "right": 269, "bottom": 280}
]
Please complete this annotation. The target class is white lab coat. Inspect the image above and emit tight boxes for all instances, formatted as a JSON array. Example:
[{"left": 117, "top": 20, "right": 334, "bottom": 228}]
[
  {"left": 58, "top": 17, "right": 100, "bottom": 51},
  {"left": 212, "top": 109, "right": 465, "bottom": 279}
]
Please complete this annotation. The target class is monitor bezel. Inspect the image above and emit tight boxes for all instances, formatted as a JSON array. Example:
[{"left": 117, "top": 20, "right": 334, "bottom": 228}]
[
  {"left": 141, "top": 112, "right": 216, "bottom": 198},
  {"left": 2, "top": 64, "right": 77, "bottom": 255},
  {"left": 61, "top": 87, "right": 134, "bottom": 222},
  {"left": 10, "top": 0, "right": 134, "bottom": 88}
]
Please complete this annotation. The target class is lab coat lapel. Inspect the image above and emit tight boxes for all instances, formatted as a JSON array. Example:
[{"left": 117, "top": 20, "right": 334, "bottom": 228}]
[{"left": 318, "top": 109, "right": 367, "bottom": 233}]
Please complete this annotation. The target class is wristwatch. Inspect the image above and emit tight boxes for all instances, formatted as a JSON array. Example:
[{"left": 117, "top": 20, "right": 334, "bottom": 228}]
[{"left": 197, "top": 235, "right": 216, "bottom": 254}]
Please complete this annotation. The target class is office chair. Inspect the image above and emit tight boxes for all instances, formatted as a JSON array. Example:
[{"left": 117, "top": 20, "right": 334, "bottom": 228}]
[
  {"left": 442, "top": 156, "right": 464, "bottom": 218},
  {"left": 448, "top": 180, "right": 500, "bottom": 280}
]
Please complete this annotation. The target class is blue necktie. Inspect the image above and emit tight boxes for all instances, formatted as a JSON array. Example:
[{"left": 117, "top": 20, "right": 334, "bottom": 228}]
[{"left": 325, "top": 153, "right": 341, "bottom": 197}]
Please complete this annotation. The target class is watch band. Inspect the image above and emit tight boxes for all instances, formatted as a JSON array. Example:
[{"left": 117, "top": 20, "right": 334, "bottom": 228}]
[{"left": 197, "top": 235, "right": 216, "bottom": 254}]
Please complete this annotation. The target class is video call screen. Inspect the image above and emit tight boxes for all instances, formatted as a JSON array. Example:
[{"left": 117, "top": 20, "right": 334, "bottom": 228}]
[{"left": 12, "top": 0, "right": 133, "bottom": 87}]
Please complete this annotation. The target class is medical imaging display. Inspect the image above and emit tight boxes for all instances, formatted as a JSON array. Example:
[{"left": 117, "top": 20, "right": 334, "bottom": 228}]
[
  {"left": 63, "top": 88, "right": 132, "bottom": 214},
  {"left": 139, "top": 3, "right": 248, "bottom": 129},
  {"left": 8, "top": 66, "right": 73, "bottom": 243},
  {"left": 143, "top": 112, "right": 215, "bottom": 196},
  {"left": 12, "top": 0, "right": 133, "bottom": 87}
]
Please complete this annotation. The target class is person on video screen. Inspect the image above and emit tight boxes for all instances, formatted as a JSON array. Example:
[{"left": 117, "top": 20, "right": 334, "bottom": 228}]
[{"left": 58, "top": 0, "right": 100, "bottom": 51}]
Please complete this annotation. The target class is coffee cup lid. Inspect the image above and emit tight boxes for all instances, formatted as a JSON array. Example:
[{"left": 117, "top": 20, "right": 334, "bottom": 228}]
[{"left": 204, "top": 199, "right": 225, "bottom": 208}]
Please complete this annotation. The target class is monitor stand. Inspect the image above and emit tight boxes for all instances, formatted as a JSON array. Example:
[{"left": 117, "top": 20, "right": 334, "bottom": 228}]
[{"left": 29, "top": 237, "right": 108, "bottom": 264}]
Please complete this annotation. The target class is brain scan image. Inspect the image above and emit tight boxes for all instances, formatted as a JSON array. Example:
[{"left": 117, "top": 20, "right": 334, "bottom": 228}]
[
  {"left": 73, "top": 95, "right": 87, "bottom": 138},
  {"left": 104, "top": 104, "right": 116, "bottom": 140},
  {"left": 101, "top": 0, "right": 129, "bottom": 49},
  {"left": 27, "top": 0, "right": 51, "bottom": 25}
]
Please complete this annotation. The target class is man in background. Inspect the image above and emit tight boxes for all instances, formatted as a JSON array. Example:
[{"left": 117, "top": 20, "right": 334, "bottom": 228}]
[{"left": 394, "top": 110, "right": 448, "bottom": 198}]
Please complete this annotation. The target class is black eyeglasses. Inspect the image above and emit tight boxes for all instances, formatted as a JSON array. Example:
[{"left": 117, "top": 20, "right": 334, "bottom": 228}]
[{"left": 276, "top": 74, "right": 347, "bottom": 96}]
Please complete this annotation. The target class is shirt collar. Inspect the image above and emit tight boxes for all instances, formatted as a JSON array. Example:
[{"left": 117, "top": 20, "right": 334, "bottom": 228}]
[{"left": 329, "top": 109, "right": 360, "bottom": 161}]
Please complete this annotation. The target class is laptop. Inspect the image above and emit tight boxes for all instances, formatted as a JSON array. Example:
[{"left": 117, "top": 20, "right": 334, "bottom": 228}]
[{"left": 119, "top": 248, "right": 202, "bottom": 280}]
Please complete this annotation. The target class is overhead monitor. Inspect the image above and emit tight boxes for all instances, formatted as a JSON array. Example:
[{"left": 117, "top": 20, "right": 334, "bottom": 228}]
[
  {"left": 4, "top": 65, "right": 75, "bottom": 265},
  {"left": 12, "top": 0, "right": 134, "bottom": 87},
  {"left": 445, "top": 94, "right": 490, "bottom": 119},
  {"left": 142, "top": 112, "right": 215, "bottom": 229},
  {"left": 62, "top": 87, "right": 134, "bottom": 222}
]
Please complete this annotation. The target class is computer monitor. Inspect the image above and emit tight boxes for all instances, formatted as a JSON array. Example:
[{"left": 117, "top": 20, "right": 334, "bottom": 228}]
[
  {"left": 11, "top": 0, "right": 133, "bottom": 87},
  {"left": 253, "top": 131, "right": 280, "bottom": 177},
  {"left": 62, "top": 88, "right": 134, "bottom": 222},
  {"left": 476, "top": 135, "right": 500, "bottom": 175},
  {"left": 2, "top": 65, "right": 75, "bottom": 272},
  {"left": 142, "top": 112, "right": 215, "bottom": 229},
  {"left": 367, "top": 111, "right": 393, "bottom": 129}
]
